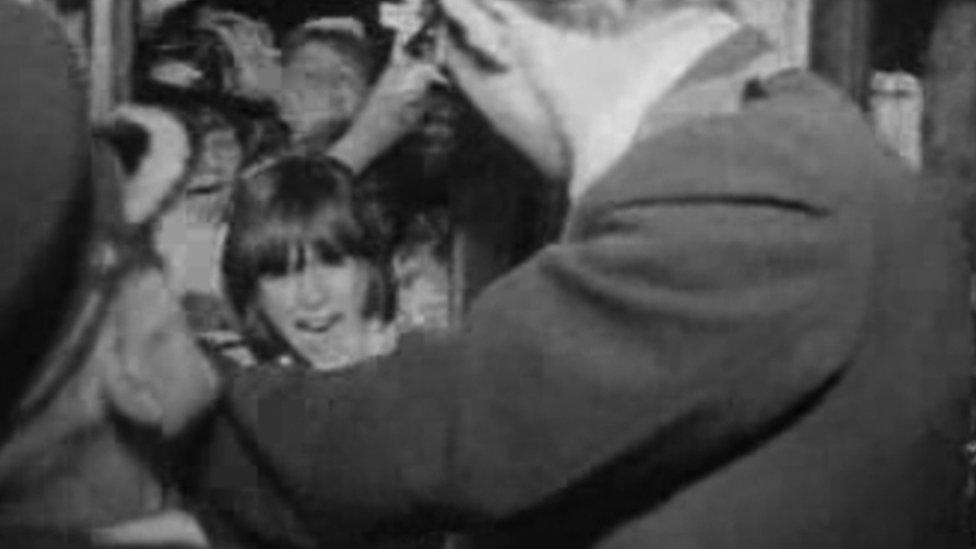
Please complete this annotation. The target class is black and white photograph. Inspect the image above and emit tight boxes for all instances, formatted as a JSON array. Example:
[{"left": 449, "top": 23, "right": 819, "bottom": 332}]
[{"left": 0, "top": 0, "right": 974, "bottom": 547}]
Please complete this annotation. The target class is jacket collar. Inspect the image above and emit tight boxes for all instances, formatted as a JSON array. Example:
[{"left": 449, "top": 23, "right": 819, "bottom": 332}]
[
  {"left": 634, "top": 27, "right": 776, "bottom": 145},
  {"left": 564, "top": 28, "right": 786, "bottom": 235}
]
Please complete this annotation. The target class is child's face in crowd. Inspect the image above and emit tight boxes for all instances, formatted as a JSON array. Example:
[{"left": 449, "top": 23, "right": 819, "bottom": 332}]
[
  {"left": 280, "top": 42, "right": 369, "bottom": 136},
  {"left": 194, "top": 128, "right": 242, "bottom": 190},
  {"left": 184, "top": 126, "right": 242, "bottom": 224},
  {"left": 256, "top": 250, "right": 373, "bottom": 370},
  {"left": 154, "top": 126, "right": 241, "bottom": 296}
]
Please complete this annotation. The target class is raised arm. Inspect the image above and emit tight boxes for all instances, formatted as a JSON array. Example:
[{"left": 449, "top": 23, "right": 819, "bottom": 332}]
[
  {"left": 326, "top": 57, "right": 444, "bottom": 175},
  {"left": 197, "top": 137, "right": 869, "bottom": 545}
]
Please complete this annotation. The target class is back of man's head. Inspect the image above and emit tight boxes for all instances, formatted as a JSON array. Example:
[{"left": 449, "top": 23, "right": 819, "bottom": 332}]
[
  {"left": 0, "top": 0, "right": 97, "bottom": 523},
  {"left": 491, "top": 0, "right": 735, "bottom": 33},
  {"left": 0, "top": 3, "right": 217, "bottom": 526},
  {"left": 0, "top": 2, "right": 90, "bottom": 432}
]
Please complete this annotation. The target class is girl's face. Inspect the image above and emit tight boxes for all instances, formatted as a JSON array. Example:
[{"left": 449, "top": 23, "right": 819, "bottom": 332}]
[
  {"left": 280, "top": 42, "right": 369, "bottom": 137},
  {"left": 256, "top": 250, "right": 374, "bottom": 370}
]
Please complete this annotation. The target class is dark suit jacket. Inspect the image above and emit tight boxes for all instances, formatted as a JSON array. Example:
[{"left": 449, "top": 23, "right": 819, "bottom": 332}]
[
  {"left": 196, "top": 31, "right": 974, "bottom": 548},
  {"left": 0, "top": 528, "right": 200, "bottom": 549}
]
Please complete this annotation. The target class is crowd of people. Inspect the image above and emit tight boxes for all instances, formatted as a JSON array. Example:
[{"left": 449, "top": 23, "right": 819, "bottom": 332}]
[
  {"left": 135, "top": 4, "right": 551, "bottom": 374},
  {"left": 0, "top": 0, "right": 973, "bottom": 548}
]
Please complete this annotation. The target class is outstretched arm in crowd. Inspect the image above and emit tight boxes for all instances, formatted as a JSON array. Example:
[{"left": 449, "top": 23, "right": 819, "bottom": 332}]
[
  {"left": 195, "top": 121, "right": 869, "bottom": 546},
  {"left": 328, "top": 56, "right": 445, "bottom": 175}
]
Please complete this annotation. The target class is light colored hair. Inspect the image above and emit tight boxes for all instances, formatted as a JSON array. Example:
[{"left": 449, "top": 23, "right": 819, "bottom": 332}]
[{"left": 280, "top": 24, "right": 378, "bottom": 82}]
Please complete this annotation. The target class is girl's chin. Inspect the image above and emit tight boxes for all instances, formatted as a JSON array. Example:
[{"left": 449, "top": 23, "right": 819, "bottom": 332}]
[
  {"left": 306, "top": 348, "right": 360, "bottom": 371},
  {"left": 293, "top": 336, "right": 361, "bottom": 367}
]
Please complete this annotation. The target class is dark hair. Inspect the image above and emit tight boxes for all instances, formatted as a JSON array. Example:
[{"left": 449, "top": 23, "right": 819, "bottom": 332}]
[
  {"left": 222, "top": 155, "right": 395, "bottom": 362},
  {"left": 281, "top": 26, "right": 378, "bottom": 83}
]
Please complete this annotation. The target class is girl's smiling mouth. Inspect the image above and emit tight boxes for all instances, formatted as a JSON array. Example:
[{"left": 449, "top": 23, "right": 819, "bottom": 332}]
[{"left": 294, "top": 313, "right": 344, "bottom": 334}]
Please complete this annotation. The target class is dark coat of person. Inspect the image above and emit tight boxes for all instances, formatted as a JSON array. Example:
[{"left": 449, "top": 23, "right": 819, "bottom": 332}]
[
  {"left": 0, "top": 0, "right": 90, "bottom": 426},
  {"left": 195, "top": 29, "right": 974, "bottom": 548}
]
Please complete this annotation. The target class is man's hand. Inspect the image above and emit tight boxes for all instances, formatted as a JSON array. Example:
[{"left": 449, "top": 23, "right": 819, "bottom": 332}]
[
  {"left": 199, "top": 9, "right": 282, "bottom": 102},
  {"left": 329, "top": 56, "right": 446, "bottom": 174}
]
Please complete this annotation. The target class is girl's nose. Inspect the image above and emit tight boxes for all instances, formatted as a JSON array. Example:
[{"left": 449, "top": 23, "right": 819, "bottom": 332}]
[{"left": 295, "top": 269, "right": 330, "bottom": 309}]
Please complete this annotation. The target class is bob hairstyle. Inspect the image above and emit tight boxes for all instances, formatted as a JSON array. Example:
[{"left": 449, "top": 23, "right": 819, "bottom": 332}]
[{"left": 222, "top": 154, "right": 395, "bottom": 363}]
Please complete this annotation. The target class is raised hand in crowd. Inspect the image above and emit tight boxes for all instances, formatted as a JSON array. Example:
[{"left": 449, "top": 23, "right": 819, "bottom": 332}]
[
  {"left": 329, "top": 54, "right": 447, "bottom": 175},
  {"left": 197, "top": 8, "right": 282, "bottom": 102}
]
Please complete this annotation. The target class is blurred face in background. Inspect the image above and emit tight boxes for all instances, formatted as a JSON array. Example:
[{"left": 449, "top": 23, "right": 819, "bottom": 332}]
[
  {"left": 185, "top": 125, "right": 243, "bottom": 221},
  {"left": 256, "top": 249, "right": 376, "bottom": 370},
  {"left": 407, "top": 88, "right": 466, "bottom": 176},
  {"left": 279, "top": 39, "right": 371, "bottom": 137},
  {"left": 193, "top": 127, "right": 243, "bottom": 192},
  {"left": 155, "top": 121, "right": 243, "bottom": 296}
]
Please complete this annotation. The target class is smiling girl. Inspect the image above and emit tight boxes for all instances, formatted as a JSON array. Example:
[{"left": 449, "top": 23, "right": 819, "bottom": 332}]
[{"left": 222, "top": 154, "right": 397, "bottom": 371}]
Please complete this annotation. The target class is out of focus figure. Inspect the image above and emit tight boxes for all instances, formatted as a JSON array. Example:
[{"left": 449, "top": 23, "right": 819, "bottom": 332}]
[
  {"left": 278, "top": 17, "right": 377, "bottom": 140},
  {"left": 143, "top": 6, "right": 280, "bottom": 102},
  {"left": 0, "top": 3, "right": 219, "bottom": 547},
  {"left": 155, "top": 106, "right": 243, "bottom": 299}
]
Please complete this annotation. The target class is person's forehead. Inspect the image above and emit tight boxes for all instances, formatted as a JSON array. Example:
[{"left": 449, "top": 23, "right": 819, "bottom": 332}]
[
  {"left": 287, "top": 45, "right": 368, "bottom": 81},
  {"left": 289, "top": 41, "right": 353, "bottom": 66},
  {"left": 203, "top": 127, "right": 239, "bottom": 146}
]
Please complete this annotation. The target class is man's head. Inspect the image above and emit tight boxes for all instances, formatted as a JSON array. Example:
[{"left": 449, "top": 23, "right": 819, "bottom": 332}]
[
  {"left": 279, "top": 21, "right": 377, "bottom": 138},
  {"left": 434, "top": 0, "right": 737, "bottom": 182}
]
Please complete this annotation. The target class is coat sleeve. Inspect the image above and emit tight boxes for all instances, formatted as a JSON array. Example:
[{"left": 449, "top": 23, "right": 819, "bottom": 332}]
[{"left": 197, "top": 185, "right": 870, "bottom": 545}]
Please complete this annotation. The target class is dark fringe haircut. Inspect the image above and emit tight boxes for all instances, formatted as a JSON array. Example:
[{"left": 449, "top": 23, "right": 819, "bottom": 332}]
[{"left": 222, "top": 154, "right": 396, "bottom": 362}]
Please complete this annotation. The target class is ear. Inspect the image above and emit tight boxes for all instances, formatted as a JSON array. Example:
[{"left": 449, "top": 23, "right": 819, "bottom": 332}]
[{"left": 99, "top": 325, "right": 165, "bottom": 429}]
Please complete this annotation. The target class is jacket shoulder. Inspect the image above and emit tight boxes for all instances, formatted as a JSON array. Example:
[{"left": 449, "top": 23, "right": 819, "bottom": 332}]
[{"left": 576, "top": 71, "right": 918, "bottom": 228}]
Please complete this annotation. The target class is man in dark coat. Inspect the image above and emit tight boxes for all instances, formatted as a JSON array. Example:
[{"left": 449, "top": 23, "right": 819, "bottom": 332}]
[
  {"left": 0, "top": 2, "right": 221, "bottom": 546},
  {"left": 194, "top": 0, "right": 974, "bottom": 547}
]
